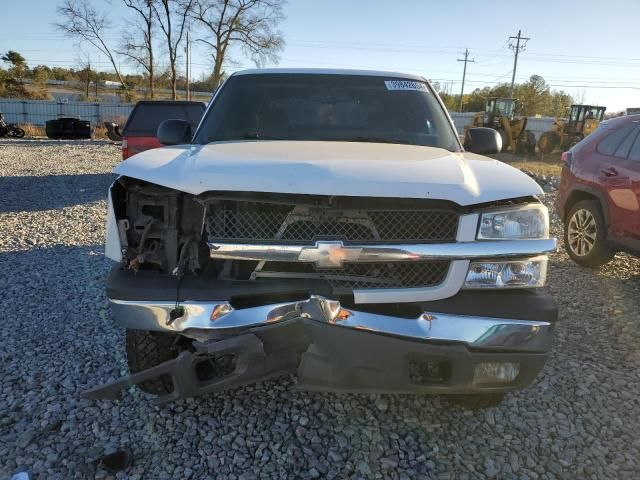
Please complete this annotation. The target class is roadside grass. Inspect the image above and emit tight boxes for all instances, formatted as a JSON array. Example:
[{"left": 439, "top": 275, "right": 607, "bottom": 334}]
[
  {"left": 16, "top": 122, "right": 112, "bottom": 140},
  {"left": 508, "top": 160, "right": 563, "bottom": 176},
  {"left": 93, "top": 125, "right": 109, "bottom": 140},
  {"left": 18, "top": 123, "right": 46, "bottom": 137},
  {"left": 489, "top": 152, "right": 563, "bottom": 176}
]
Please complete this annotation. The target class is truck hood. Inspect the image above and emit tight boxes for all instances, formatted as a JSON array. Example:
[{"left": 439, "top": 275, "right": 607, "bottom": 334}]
[{"left": 114, "top": 141, "right": 542, "bottom": 205}]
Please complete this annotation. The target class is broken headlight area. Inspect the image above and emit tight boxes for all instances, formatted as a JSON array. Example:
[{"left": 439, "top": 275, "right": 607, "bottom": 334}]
[{"left": 111, "top": 177, "right": 208, "bottom": 275}]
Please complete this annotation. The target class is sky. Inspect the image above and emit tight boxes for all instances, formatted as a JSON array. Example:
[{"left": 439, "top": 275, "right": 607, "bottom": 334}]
[{"left": 3, "top": 0, "right": 640, "bottom": 111}]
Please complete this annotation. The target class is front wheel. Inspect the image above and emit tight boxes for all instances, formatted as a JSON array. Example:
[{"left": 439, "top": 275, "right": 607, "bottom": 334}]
[
  {"left": 564, "top": 200, "right": 615, "bottom": 267},
  {"left": 537, "top": 131, "right": 557, "bottom": 154},
  {"left": 9, "top": 127, "right": 25, "bottom": 138},
  {"left": 516, "top": 131, "right": 536, "bottom": 155},
  {"left": 125, "top": 329, "right": 181, "bottom": 395}
]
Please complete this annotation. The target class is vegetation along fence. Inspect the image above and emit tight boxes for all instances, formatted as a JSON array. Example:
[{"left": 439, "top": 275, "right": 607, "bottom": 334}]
[{"left": 0, "top": 98, "right": 556, "bottom": 140}]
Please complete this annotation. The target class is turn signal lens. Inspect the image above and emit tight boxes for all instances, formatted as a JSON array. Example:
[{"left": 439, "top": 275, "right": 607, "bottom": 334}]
[
  {"left": 210, "top": 303, "right": 234, "bottom": 321},
  {"left": 464, "top": 257, "right": 547, "bottom": 289}
]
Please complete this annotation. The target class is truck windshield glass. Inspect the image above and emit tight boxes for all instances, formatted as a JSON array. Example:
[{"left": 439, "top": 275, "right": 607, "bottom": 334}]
[{"left": 195, "top": 74, "right": 459, "bottom": 151}]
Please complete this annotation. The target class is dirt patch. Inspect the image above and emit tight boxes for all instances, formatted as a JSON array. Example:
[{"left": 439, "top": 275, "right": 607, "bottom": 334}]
[{"left": 489, "top": 151, "right": 563, "bottom": 176}]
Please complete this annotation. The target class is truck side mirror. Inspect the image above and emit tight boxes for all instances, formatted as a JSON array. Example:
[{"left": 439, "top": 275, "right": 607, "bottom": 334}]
[
  {"left": 157, "top": 119, "right": 192, "bottom": 145},
  {"left": 464, "top": 127, "right": 502, "bottom": 154}
]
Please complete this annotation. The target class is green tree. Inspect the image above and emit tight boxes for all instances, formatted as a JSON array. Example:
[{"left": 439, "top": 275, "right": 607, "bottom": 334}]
[
  {"left": 1, "top": 50, "right": 27, "bottom": 79},
  {"left": 547, "top": 91, "right": 572, "bottom": 118},
  {"left": 514, "top": 75, "right": 550, "bottom": 116}
]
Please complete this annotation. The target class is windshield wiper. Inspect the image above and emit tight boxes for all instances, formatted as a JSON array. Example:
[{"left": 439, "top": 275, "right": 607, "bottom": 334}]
[
  {"left": 206, "top": 132, "right": 285, "bottom": 142},
  {"left": 237, "top": 132, "right": 285, "bottom": 140},
  {"left": 342, "top": 136, "right": 411, "bottom": 145}
]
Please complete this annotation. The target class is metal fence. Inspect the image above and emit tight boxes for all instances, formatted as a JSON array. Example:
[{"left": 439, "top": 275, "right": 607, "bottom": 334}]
[
  {"left": 0, "top": 99, "right": 134, "bottom": 126},
  {"left": 0, "top": 99, "right": 557, "bottom": 140}
]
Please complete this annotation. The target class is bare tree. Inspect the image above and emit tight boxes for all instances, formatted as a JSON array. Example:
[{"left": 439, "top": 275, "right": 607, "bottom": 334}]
[
  {"left": 152, "top": 0, "right": 194, "bottom": 99},
  {"left": 118, "top": 0, "right": 156, "bottom": 98},
  {"left": 191, "top": 0, "right": 285, "bottom": 88},
  {"left": 55, "top": 0, "right": 128, "bottom": 89},
  {"left": 75, "top": 53, "right": 93, "bottom": 99}
]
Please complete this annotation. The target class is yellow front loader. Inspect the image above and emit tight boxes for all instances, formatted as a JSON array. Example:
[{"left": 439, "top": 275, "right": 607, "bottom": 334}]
[
  {"left": 537, "top": 104, "right": 606, "bottom": 154},
  {"left": 467, "top": 98, "right": 535, "bottom": 153}
]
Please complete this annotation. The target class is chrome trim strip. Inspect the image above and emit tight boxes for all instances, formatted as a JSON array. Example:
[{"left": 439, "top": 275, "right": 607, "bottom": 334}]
[
  {"left": 208, "top": 238, "right": 557, "bottom": 264},
  {"left": 109, "top": 295, "right": 553, "bottom": 352}
]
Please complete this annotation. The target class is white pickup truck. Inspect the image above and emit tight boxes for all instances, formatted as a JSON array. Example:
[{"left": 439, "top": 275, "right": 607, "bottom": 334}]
[{"left": 85, "top": 69, "right": 557, "bottom": 408}]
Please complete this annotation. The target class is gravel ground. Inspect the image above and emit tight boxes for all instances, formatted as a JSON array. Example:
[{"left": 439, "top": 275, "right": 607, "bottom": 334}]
[{"left": 1, "top": 140, "right": 639, "bottom": 480}]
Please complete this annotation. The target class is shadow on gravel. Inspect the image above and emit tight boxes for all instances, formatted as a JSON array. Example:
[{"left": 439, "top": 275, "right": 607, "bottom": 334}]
[{"left": 0, "top": 173, "right": 116, "bottom": 213}]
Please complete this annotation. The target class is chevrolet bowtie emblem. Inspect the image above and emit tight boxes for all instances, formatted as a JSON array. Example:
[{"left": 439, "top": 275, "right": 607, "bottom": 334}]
[{"left": 298, "top": 241, "right": 362, "bottom": 268}]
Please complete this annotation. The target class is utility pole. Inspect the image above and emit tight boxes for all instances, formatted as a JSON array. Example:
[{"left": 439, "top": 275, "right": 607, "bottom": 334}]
[
  {"left": 85, "top": 58, "right": 91, "bottom": 99},
  {"left": 185, "top": 24, "right": 191, "bottom": 101},
  {"left": 457, "top": 49, "right": 474, "bottom": 112},
  {"left": 508, "top": 30, "right": 530, "bottom": 97}
]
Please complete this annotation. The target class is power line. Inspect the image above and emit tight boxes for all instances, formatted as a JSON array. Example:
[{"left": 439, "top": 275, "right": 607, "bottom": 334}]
[{"left": 457, "top": 48, "right": 475, "bottom": 112}]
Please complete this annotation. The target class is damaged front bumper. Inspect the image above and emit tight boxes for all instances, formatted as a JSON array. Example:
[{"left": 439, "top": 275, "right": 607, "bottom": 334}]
[{"left": 84, "top": 291, "right": 557, "bottom": 404}]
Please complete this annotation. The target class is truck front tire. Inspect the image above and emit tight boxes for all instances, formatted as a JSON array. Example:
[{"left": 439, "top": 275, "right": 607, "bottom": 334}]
[{"left": 125, "top": 329, "right": 180, "bottom": 395}]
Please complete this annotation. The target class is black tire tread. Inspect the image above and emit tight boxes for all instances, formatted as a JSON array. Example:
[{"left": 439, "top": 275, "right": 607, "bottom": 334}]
[
  {"left": 11, "top": 127, "right": 25, "bottom": 138},
  {"left": 538, "top": 131, "right": 557, "bottom": 154},
  {"left": 125, "top": 330, "right": 179, "bottom": 395}
]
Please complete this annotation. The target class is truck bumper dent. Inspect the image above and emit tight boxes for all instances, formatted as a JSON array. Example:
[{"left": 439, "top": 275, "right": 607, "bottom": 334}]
[
  {"left": 83, "top": 294, "right": 556, "bottom": 403},
  {"left": 109, "top": 295, "right": 553, "bottom": 352}
]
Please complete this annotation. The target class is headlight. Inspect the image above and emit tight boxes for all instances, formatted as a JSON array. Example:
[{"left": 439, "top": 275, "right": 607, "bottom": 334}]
[
  {"left": 477, "top": 204, "right": 549, "bottom": 240},
  {"left": 464, "top": 257, "right": 547, "bottom": 289}
]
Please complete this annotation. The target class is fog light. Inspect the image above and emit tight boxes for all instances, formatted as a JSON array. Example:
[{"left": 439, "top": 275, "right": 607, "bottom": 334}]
[
  {"left": 474, "top": 362, "right": 520, "bottom": 384},
  {"left": 464, "top": 257, "right": 547, "bottom": 289}
]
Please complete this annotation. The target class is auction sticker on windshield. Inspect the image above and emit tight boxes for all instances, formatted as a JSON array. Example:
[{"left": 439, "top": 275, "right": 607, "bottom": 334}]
[{"left": 384, "top": 80, "right": 428, "bottom": 91}]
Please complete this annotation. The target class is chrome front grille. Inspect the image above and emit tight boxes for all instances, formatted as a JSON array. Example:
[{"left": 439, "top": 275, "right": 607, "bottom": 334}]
[{"left": 206, "top": 200, "right": 459, "bottom": 292}]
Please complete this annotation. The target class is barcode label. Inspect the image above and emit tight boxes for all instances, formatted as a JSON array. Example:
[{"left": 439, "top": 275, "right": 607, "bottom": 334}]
[{"left": 384, "top": 80, "right": 428, "bottom": 91}]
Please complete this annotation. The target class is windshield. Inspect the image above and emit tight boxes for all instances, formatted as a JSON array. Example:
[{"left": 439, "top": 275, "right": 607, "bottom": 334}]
[
  {"left": 194, "top": 74, "right": 459, "bottom": 151},
  {"left": 495, "top": 99, "right": 515, "bottom": 118}
]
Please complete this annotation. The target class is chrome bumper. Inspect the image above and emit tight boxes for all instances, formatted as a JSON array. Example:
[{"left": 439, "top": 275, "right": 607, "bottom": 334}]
[{"left": 110, "top": 295, "right": 553, "bottom": 353}]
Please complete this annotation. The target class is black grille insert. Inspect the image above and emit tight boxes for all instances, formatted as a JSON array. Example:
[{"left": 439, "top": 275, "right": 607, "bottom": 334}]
[
  {"left": 319, "top": 261, "right": 450, "bottom": 290},
  {"left": 259, "top": 261, "right": 450, "bottom": 291},
  {"left": 207, "top": 203, "right": 458, "bottom": 244}
]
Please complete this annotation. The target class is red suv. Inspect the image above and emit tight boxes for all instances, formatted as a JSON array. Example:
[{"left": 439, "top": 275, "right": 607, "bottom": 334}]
[
  {"left": 121, "top": 100, "right": 205, "bottom": 159},
  {"left": 557, "top": 114, "right": 640, "bottom": 266}
]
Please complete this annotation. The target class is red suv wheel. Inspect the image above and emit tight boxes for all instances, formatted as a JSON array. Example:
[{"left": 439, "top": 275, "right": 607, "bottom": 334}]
[{"left": 564, "top": 200, "right": 614, "bottom": 267}]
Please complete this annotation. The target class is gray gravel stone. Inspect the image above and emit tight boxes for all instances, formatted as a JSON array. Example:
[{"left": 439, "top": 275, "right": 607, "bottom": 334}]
[
  {"left": 15, "top": 430, "right": 36, "bottom": 449},
  {"left": 1, "top": 141, "right": 639, "bottom": 479}
]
